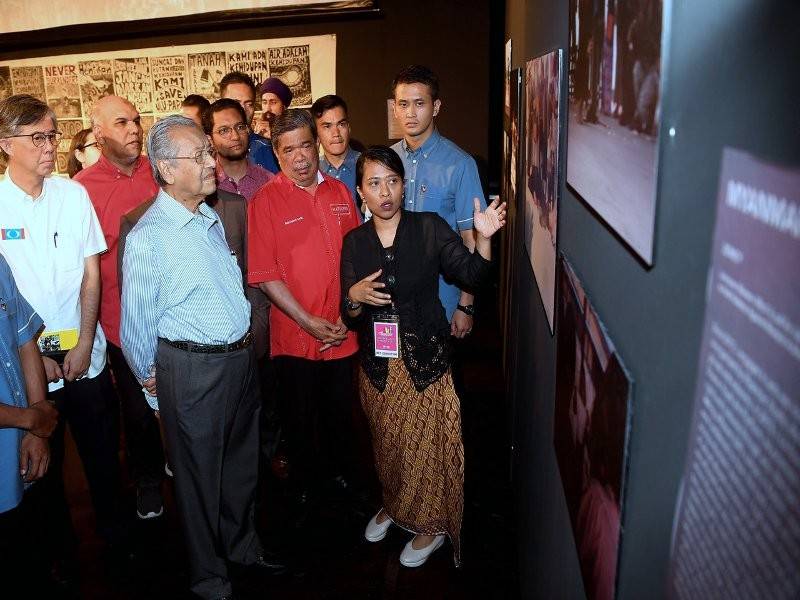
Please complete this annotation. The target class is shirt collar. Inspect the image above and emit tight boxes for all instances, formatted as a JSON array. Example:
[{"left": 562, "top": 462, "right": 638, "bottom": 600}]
[
  {"left": 402, "top": 128, "right": 441, "bottom": 159},
  {"left": 155, "top": 188, "right": 218, "bottom": 230},
  {"left": 95, "top": 153, "right": 147, "bottom": 178},
  {"left": 216, "top": 158, "right": 260, "bottom": 184},
  {"left": 0, "top": 167, "right": 50, "bottom": 203},
  {"left": 321, "top": 147, "right": 357, "bottom": 172}
]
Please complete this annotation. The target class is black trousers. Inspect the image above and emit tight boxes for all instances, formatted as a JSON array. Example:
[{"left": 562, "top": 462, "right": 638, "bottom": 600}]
[
  {"left": 156, "top": 340, "right": 263, "bottom": 600},
  {"left": 0, "top": 493, "right": 54, "bottom": 595},
  {"left": 273, "top": 356, "right": 355, "bottom": 494},
  {"left": 107, "top": 343, "right": 164, "bottom": 487},
  {"left": 33, "top": 365, "right": 123, "bottom": 555}
]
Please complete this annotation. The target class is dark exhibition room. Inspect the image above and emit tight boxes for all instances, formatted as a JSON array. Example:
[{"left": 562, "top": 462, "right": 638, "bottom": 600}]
[{"left": 0, "top": 1, "right": 797, "bottom": 599}]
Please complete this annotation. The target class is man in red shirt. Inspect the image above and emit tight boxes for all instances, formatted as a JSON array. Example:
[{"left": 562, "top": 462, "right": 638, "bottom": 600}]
[
  {"left": 74, "top": 95, "right": 164, "bottom": 520},
  {"left": 248, "top": 109, "right": 360, "bottom": 517}
]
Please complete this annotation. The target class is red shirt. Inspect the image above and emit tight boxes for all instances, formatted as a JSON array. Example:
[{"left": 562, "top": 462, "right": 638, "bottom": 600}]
[
  {"left": 248, "top": 172, "right": 359, "bottom": 360},
  {"left": 74, "top": 155, "right": 158, "bottom": 347}
]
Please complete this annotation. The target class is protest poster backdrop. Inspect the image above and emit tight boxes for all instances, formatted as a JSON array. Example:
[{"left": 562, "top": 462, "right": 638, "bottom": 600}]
[{"left": 0, "top": 34, "right": 336, "bottom": 175}]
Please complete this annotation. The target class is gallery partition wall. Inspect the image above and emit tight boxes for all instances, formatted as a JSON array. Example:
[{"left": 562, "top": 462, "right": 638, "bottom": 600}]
[{"left": 503, "top": 1, "right": 800, "bottom": 599}]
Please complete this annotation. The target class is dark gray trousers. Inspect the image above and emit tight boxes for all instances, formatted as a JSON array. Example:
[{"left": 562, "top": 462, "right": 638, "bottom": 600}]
[{"left": 156, "top": 340, "right": 262, "bottom": 599}]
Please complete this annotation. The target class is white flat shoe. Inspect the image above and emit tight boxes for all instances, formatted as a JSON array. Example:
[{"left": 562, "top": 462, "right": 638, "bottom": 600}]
[
  {"left": 364, "top": 510, "right": 393, "bottom": 542},
  {"left": 399, "top": 535, "right": 445, "bottom": 567}
]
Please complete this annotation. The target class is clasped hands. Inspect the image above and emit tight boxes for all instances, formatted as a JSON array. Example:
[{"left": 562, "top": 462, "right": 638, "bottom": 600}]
[{"left": 301, "top": 314, "right": 349, "bottom": 352}]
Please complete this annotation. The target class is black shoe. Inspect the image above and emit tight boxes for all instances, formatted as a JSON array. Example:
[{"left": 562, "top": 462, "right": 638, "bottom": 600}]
[{"left": 250, "top": 551, "right": 287, "bottom": 574}]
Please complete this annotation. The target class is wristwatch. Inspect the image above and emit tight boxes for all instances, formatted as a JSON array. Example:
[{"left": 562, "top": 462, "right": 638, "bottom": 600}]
[
  {"left": 345, "top": 296, "right": 362, "bottom": 311},
  {"left": 456, "top": 304, "right": 474, "bottom": 316}
]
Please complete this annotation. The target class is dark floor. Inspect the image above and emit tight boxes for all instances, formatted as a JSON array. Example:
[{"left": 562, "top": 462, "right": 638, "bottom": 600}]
[{"left": 45, "top": 301, "right": 517, "bottom": 600}]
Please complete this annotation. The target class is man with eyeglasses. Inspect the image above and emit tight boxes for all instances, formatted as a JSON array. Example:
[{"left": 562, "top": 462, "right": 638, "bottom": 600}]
[
  {"left": 203, "top": 98, "right": 273, "bottom": 202},
  {"left": 220, "top": 71, "right": 280, "bottom": 174},
  {"left": 0, "top": 94, "right": 123, "bottom": 576},
  {"left": 74, "top": 95, "right": 165, "bottom": 522},
  {"left": 121, "top": 115, "right": 285, "bottom": 600}
]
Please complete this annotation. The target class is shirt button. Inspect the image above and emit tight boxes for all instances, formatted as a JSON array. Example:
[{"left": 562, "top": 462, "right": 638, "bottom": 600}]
[
  {"left": 412, "top": 160, "right": 417, "bottom": 164},
  {"left": 5, "top": 362, "right": 10, "bottom": 367},
  {"left": 410, "top": 179, "right": 414, "bottom": 183}
]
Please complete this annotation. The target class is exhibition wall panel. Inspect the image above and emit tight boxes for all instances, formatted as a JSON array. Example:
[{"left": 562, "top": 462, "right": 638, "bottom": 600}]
[{"left": 505, "top": 0, "right": 799, "bottom": 598}]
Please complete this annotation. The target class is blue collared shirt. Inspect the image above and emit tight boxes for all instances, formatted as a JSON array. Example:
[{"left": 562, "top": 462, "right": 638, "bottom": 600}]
[
  {"left": 320, "top": 148, "right": 362, "bottom": 220},
  {"left": 249, "top": 132, "right": 279, "bottom": 174},
  {"left": 0, "top": 255, "right": 44, "bottom": 513},
  {"left": 391, "top": 129, "right": 487, "bottom": 318},
  {"left": 120, "top": 190, "right": 251, "bottom": 383}
]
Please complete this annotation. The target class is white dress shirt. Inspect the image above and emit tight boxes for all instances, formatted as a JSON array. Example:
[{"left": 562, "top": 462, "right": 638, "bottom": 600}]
[{"left": 0, "top": 170, "right": 108, "bottom": 391}]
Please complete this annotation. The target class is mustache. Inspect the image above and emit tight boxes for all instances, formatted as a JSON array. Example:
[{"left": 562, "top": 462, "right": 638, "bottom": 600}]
[{"left": 294, "top": 161, "right": 312, "bottom": 171}]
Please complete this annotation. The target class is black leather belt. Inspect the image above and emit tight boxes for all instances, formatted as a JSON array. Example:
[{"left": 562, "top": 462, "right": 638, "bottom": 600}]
[{"left": 161, "top": 331, "right": 252, "bottom": 354}]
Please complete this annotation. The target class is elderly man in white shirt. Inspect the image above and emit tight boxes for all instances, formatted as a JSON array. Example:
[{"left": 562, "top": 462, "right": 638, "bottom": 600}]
[{"left": 0, "top": 94, "right": 124, "bottom": 569}]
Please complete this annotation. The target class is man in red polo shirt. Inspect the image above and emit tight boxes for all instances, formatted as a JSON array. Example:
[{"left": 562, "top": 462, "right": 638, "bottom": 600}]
[
  {"left": 74, "top": 95, "right": 164, "bottom": 520},
  {"left": 248, "top": 109, "right": 360, "bottom": 517}
]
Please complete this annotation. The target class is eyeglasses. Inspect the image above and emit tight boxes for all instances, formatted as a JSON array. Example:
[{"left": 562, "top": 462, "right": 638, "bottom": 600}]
[
  {"left": 213, "top": 123, "right": 249, "bottom": 138},
  {"left": 3, "top": 131, "right": 63, "bottom": 148},
  {"left": 78, "top": 142, "right": 98, "bottom": 150},
  {"left": 164, "top": 148, "right": 217, "bottom": 165}
]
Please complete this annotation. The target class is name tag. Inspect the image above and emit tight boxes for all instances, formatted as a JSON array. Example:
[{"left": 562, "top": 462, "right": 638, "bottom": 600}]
[
  {"left": 330, "top": 203, "right": 351, "bottom": 216},
  {"left": 373, "top": 314, "right": 400, "bottom": 358},
  {"left": 38, "top": 328, "right": 79, "bottom": 356}
]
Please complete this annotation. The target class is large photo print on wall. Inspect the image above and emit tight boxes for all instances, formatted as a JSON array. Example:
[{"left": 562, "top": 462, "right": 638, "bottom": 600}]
[
  {"left": 554, "top": 255, "right": 633, "bottom": 600},
  {"left": 524, "top": 49, "right": 563, "bottom": 334},
  {"left": 567, "top": 0, "right": 667, "bottom": 265}
]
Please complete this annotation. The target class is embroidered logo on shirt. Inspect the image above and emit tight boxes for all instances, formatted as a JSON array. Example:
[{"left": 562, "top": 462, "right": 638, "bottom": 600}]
[
  {"left": 284, "top": 217, "right": 304, "bottom": 225},
  {"left": 420, "top": 184, "right": 427, "bottom": 194},
  {"left": 329, "top": 204, "right": 351, "bottom": 216},
  {"left": 1, "top": 228, "right": 25, "bottom": 240},
  {"left": 0, "top": 298, "right": 6, "bottom": 311}
]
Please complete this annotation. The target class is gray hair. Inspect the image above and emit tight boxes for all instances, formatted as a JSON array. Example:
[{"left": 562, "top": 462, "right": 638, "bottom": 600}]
[
  {"left": 0, "top": 94, "right": 57, "bottom": 156},
  {"left": 271, "top": 108, "right": 317, "bottom": 151},
  {"left": 146, "top": 114, "right": 199, "bottom": 186}
]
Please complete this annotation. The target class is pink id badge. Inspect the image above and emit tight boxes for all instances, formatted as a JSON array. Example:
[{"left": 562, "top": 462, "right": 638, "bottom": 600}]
[{"left": 373, "top": 315, "right": 400, "bottom": 358}]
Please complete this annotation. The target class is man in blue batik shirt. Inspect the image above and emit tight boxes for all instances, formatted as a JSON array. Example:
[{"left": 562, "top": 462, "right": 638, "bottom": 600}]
[
  {"left": 391, "top": 65, "right": 487, "bottom": 338},
  {"left": 0, "top": 254, "right": 58, "bottom": 587},
  {"left": 0, "top": 254, "right": 55, "bottom": 514},
  {"left": 312, "top": 94, "right": 363, "bottom": 219},
  {"left": 220, "top": 71, "right": 280, "bottom": 173}
]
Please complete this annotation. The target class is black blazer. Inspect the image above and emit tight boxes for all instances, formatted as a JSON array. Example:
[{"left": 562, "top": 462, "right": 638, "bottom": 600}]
[{"left": 340, "top": 210, "right": 491, "bottom": 392}]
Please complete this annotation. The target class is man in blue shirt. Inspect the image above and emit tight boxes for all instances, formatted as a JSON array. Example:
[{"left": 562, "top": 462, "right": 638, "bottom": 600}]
[
  {"left": 391, "top": 65, "right": 487, "bottom": 337},
  {"left": 121, "top": 115, "right": 284, "bottom": 599},
  {"left": 0, "top": 255, "right": 55, "bottom": 512},
  {"left": 220, "top": 71, "right": 280, "bottom": 173},
  {"left": 0, "top": 254, "right": 57, "bottom": 586},
  {"left": 311, "top": 94, "right": 362, "bottom": 218}
]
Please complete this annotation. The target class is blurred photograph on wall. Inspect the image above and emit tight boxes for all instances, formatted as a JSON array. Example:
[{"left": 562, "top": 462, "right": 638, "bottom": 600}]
[
  {"left": 554, "top": 255, "right": 634, "bottom": 600},
  {"left": 524, "top": 49, "right": 563, "bottom": 333},
  {"left": 567, "top": 0, "right": 667, "bottom": 264}
]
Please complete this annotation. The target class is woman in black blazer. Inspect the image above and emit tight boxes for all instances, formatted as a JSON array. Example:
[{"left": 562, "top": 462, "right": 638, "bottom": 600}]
[{"left": 340, "top": 146, "right": 505, "bottom": 568}]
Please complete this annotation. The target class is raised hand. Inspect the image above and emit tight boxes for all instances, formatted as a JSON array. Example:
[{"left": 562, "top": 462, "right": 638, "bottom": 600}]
[{"left": 473, "top": 197, "right": 507, "bottom": 239}]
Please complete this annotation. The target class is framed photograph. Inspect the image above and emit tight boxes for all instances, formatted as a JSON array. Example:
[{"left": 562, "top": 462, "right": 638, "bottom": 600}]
[
  {"left": 554, "top": 255, "right": 634, "bottom": 600},
  {"left": 567, "top": 0, "right": 670, "bottom": 265},
  {"left": 523, "top": 49, "right": 564, "bottom": 334},
  {"left": 500, "top": 67, "right": 523, "bottom": 371}
]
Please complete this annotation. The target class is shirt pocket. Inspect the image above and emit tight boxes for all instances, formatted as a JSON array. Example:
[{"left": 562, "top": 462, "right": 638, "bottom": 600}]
[
  {"left": 53, "top": 233, "right": 84, "bottom": 272},
  {"left": 420, "top": 185, "right": 455, "bottom": 219}
]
